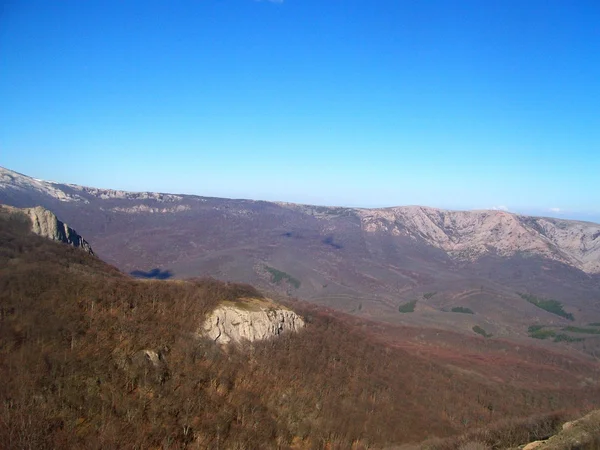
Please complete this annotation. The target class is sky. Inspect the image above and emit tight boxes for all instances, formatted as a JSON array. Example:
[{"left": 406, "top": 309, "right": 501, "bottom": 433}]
[{"left": 1, "top": 0, "right": 599, "bottom": 221}]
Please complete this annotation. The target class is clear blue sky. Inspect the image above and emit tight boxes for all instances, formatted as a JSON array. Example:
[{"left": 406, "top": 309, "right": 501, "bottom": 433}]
[{"left": 1, "top": 0, "right": 599, "bottom": 220}]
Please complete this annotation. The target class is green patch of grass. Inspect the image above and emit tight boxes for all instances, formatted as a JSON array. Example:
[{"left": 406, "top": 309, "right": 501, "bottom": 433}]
[
  {"left": 451, "top": 306, "right": 474, "bottom": 314},
  {"left": 518, "top": 292, "right": 574, "bottom": 321},
  {"left": 528, "top": 325, "right": 544, "bottom": 333},
  {"left": 398, "top": 300, "right": 417, "bottom": 313},
  {"left": 563, "top": 326, "right": 600, "bottom": 335},
  {"left": 526, "top": 325, "right": 588, "bottom": 342},
  {"left": 472, "top": 325, "right": 492, "bottom": 338},
  {"left": 423, "top": 292, "right": 437, "bottom": 299},
  {"left": 553, "top": 334, "right": 584, "bottom": 343},
  {"left": 529, "top": 329, "right": 557, "bottom": 340},
  {"left": 265, "top": 266, "right": 301, "bottom": 289},
  {"left": 588, "top": 322, "right": 600, "bottom": 327}
]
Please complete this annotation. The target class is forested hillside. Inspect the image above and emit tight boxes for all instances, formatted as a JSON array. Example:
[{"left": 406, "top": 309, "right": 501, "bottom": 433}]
[{"left": 1, "top": 208, "right": 599, "bottom": 449}]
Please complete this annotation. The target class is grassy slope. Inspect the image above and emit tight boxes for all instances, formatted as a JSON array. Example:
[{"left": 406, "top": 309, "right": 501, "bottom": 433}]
[{"left": 1, "top": 209, "right": 600, "bottom": 449}]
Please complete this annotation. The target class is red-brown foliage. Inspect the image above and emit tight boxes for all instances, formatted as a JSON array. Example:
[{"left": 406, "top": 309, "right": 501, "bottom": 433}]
[{"left": 1, "top": 209, "right": 599, "bottom": 449}]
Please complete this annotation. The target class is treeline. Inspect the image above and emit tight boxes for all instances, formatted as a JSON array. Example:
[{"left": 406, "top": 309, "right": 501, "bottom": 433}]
[
  {"left": 1, "top": 209, "right": 599, "bottom": 449},
  {"left": 519, "top": 292, "right": 574, "bottom": 321}
]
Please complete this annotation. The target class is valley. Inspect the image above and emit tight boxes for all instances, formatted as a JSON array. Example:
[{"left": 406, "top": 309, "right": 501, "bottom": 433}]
[
  {"left": 2, "top": 165, "right": 600, "bottom": 356},
  {"left": 2, "top": 203, "right": 600, "bottom": 449},
  {"left": 3, "top": 2, "right": 598, "bottom": 447}
]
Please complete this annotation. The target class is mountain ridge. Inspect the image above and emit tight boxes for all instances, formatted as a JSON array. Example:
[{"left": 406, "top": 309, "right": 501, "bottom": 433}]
[
  {"left": 2, "top": 164, "right": 600, "bottom": 352},
  {"left": 4, "top": 165, "right": 598, "bottom": 222},
  {"left": 2, "top": 165, "right": 599, "bottom": 273}
]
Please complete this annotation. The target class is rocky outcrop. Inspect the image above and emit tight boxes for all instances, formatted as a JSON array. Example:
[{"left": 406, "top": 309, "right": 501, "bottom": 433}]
[
  {"left": 4, "top": 205, "right": 94, "bottom": 255},
  {"left": 0, "top": 166, "right": 87, "bottom": 202},
  {"left": 111, "top": 204, "right": 191, "bottom": 214},
  {"left": 357, "top": 206, "right": 600, "bottom": 273},
  {"left": 518, "top": 410, "right": 600, "bottom": 450},
  {"left": 201, "top": 300, "right": 305, "bottom": 345},
  {"left": 130, "top": 349, "right": 169, "bottom": 384},
  {"left": 0, "top": 166, "right": 183, "bottom": 204},
  {"left": 69, "top": 185, "right": 183, "bottom": 202}
]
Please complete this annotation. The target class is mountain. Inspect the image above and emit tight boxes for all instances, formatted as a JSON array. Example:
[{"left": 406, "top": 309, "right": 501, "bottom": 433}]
[
  {"left": 2, "top": 165, "right": 600, "bottom": 355},
  {"left": 1, "top": 205, "right": 600, "bottom": 449},
  {"left": 2, "top": 166, "right": 599, "bottom": 271}
]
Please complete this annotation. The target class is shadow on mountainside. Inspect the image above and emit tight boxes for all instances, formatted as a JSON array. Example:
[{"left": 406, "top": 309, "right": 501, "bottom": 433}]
[{"left": 130, "top": 268, "right": 174, "bottom": 279}]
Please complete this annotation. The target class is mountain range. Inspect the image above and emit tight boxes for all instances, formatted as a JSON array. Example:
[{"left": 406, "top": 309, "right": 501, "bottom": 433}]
[
  {"left": 3, "top": 202, "right": 600, "bottom": 449},
  {"left": 2, "top": 165, "right": 600, "bottom": 354},
  {"left": 3, "top": 164, "right": 600, "bottom": 448}
]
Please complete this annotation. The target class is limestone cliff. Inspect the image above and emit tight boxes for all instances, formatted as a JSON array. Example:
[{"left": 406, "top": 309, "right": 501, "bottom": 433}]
[
  {"left": 3, "top": 205, "right": 94, "bottom": 255},
  {"left": 201, "top": 299, "right": 305, "bottom": 344},
  {"left": 357, "top": 206, "right": 600, "bottom": 273}
]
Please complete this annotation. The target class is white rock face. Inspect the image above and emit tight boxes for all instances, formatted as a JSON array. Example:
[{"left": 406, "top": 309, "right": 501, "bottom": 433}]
[
  {"left": 0, "top": 166, "right": 182, "bottom": 204},
  {"left": 201, "top": 303, "right": 305, "bottom": 344},
  {"left": 69, "top": 185, "right": 183, "bottom": 202},
  {"left": 0, "top": 166, "right": 86, "bottom": 202},
  {"left": 4, "top": 205, "right": 94, "bottom": 254},
  {"left": 357, "top": 206, "right": 600, "bottom": 273},
  {"left": 111, "top": 204, "right": 190, "bottom": 213}
]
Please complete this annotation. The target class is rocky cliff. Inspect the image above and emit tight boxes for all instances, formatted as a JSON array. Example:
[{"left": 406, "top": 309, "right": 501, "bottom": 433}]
[
  {"left": 3, "top": 205, "right": 94, "bottom": 255},
  {"left": 201, "top": 299, "right": 305, "bottom": 344},
  {"left": 357, "top": 206, "right": 600, "bottom": 273}
]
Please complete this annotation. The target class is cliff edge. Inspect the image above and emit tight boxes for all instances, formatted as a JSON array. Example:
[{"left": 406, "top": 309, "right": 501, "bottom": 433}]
[{"left": 2, "top": 205, "right": 94, "bottom": 255}]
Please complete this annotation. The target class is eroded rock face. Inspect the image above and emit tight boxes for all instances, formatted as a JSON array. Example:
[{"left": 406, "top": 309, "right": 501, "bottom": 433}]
[
  {"left": 357, "top": 206, "right": 600, "bottom": 273},
  {"left": 4, "top": 205, "right": 94, "bottom": 255},
  {"left": 201, "top": 302, "right": 305, "bottom": 345}
]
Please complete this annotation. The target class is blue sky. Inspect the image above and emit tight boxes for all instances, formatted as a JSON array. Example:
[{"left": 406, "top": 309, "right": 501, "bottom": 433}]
[{"left": 1, "top": 1, "right": 599, "bottom": 221}]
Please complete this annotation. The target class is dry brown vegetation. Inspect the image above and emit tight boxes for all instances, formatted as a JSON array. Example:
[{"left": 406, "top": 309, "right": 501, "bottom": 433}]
[{"left": 1, "top": 209, "right": 600, "bottom": 449}]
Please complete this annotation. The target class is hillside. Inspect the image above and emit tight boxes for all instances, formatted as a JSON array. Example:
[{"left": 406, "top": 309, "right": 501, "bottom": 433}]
[
  {"left": 2, "top": 166, "right": 600, "bottom": 355},
  {"left": 2, "top": 206, "right": 600, "bottom": 448}
]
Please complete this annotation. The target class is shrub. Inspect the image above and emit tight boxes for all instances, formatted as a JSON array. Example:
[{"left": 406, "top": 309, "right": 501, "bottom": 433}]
[
  {"left": 399, "top": 300, "right": 417, "bottom": 313},
  {"left": 472, "top": 326, "right": 492, "bottom": 338},
  {"left": 553, "top": 334, "right": 584, "bottom": 343},
  {"left": 452, "top": 307, "right": 474, "bottom": 314},
  {"left": 458, "top": 442, "right": 490, "bottom": 450},
  {"left": 563, "top": 326, "right": 600, "bottom": 335},
  {"left": 529, "top": 329, "right": 556, "bottom": 340},
  {"left": 528, "top": 325, "right": 544, "bottom": 333},
  {"left": 265, "top": 266, "right": 301, "bottom": 289},
  {"left": 518, "top": 293, "right": 574, "bottom": 321}
]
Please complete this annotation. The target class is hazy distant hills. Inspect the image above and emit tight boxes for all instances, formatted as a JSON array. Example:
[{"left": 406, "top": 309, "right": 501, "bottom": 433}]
[{"left": 2, "top": 165, "right": 600, "bottom": 349}]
